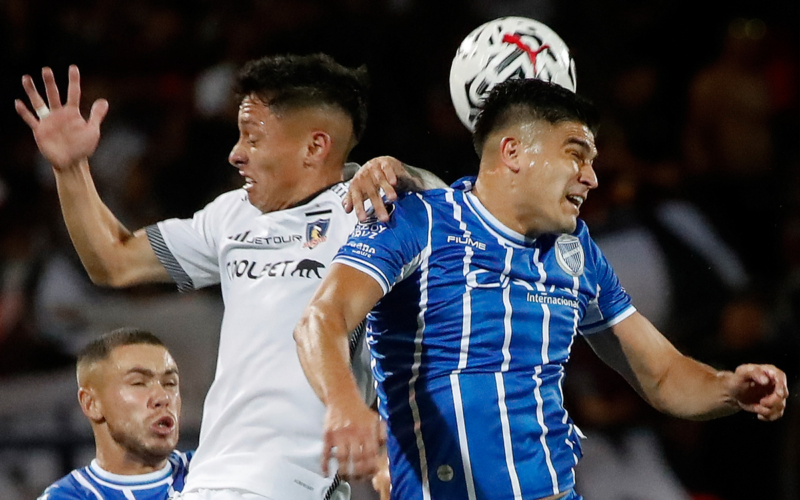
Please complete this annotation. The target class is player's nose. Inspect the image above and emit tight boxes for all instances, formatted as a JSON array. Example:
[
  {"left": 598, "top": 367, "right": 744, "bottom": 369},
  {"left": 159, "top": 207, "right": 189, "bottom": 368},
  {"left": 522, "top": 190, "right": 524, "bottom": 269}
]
[
  {"left": 229, "top": 141, "right": 247, "bottom": 167},
  {"left": 579, "top": 162, "right": 598, "bottom": 190},
  {"left": 149, "top": 385, "right": 174, "bottom": 408}
]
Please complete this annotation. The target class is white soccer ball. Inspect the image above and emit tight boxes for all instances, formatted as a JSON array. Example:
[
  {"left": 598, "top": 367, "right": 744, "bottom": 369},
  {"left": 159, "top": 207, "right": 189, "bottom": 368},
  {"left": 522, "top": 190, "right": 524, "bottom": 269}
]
[{"left": 449, "top": 16, "right": 577, "bottom": 131}]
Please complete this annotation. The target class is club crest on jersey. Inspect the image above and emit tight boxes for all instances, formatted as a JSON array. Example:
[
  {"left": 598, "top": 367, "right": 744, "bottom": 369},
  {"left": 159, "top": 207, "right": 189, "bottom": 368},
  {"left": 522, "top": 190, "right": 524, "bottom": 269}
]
[
  {"left": 303, "top": 219, "right": 330, "bottom": 248},
  {"left": 554, "top": 234, "right": 584, "bottom": 277}
]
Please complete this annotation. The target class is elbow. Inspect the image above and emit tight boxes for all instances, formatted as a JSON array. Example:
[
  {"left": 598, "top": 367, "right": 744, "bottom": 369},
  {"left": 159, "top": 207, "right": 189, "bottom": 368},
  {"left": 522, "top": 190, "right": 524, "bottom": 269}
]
[
  {"left": 85, "top": 265, "right": 136, "bottom": 289},
  {"left": 293, "top": 309, "right": 314, "bottom": 350},
  {"left": 86, "top": 269, "right": 116, "bottom": 287}
]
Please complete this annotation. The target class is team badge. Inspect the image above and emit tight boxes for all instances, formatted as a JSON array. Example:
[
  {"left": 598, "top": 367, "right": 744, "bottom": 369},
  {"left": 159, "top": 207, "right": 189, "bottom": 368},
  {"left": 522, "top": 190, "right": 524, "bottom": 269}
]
[
  {"left": 303, "top": 219, "right": 330, "bottom": 248},
  {"left": 554, "top": 234, "right": 584, "bottom": 277}
]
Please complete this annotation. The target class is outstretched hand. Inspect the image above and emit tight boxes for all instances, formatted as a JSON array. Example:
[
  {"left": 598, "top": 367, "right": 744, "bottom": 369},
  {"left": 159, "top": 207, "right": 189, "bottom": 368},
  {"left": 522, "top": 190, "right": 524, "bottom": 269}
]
[
  {"left": 728, "top": 364, "right": 788, "bottom": 421},
  {"left": 344, "top": 156, "right": 424, "bottom": 222},
  {"left": 15, "top": 65, "right": 108, "bottom": 170}
]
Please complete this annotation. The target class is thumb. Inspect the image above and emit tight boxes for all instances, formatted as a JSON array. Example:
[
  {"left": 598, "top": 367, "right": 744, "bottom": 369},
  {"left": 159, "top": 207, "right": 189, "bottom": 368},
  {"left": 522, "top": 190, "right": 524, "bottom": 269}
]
[{"left": 88, "top": 98, "right": 109, "bottom": 127}]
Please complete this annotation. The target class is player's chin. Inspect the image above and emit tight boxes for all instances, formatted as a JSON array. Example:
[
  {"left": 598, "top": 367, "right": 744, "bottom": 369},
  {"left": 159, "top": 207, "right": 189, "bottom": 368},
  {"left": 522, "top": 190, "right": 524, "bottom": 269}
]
[
  {"left": 145, "top": 440, "right": 177, "bottom": 460},
  {"left": 553, "top": 217, "right": 578, "bottom": 235}
]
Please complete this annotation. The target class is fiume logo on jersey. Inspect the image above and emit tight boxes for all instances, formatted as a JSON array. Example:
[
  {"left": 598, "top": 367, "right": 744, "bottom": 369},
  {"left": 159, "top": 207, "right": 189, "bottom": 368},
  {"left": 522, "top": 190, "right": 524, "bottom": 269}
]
[{"left": 555, "top": 234, "right": 584, "bottom": 277}]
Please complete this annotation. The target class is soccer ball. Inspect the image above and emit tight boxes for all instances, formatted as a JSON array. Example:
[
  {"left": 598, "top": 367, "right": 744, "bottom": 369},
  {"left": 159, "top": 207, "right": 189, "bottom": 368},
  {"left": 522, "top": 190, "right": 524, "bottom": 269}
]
[{"left": 449, "top": 16, "right": 577, "bottom": 131}]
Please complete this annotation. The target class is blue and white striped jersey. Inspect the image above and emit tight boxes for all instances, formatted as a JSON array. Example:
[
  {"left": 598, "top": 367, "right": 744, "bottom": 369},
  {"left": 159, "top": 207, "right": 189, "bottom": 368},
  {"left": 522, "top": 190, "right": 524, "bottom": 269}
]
[
  {"left": 334, "top": 178, "right": 635, "bottom": 500},
  {"left": 37, "top": 451, "right": 192, "bottom": 500}
]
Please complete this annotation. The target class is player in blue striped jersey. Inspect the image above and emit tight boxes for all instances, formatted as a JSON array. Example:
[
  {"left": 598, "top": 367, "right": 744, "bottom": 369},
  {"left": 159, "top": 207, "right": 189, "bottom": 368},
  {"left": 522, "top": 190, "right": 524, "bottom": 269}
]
[
  {"left": 295, "top": 78, "right": 789, "bottom": 500},
  {"left": 37, "top": 328, "right": 191, "bottom": 500}
]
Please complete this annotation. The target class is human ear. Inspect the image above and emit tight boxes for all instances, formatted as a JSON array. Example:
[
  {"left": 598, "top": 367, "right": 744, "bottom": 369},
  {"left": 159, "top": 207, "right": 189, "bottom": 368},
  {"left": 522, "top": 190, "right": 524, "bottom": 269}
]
[
  {"left": 499, "top": 136, "right": 521, "bottom": 173},
  {"left": 305, "top": 131, "right": 332, "bottom": 166},
  {"left": 78, "top": 387, "right": 105, "bottom": 423}
]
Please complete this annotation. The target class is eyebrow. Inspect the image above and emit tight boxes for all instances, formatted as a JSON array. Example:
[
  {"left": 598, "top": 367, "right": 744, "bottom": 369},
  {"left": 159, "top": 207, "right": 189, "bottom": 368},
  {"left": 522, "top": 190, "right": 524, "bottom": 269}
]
[
  {"left": 565, "top": 136, "right": 597, "bottom": 158},
  {"left": 125, "top": 367, "right": 180, "bottom": 377}
]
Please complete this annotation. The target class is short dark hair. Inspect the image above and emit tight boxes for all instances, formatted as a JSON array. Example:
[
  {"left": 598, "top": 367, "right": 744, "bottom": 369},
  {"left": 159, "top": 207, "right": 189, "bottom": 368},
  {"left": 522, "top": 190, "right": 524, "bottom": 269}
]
[
  {"left": 472, "top": 78, "right": 600, "bottom": 156},
  {"left": 234, "top": 53, "right": 370, "bottom": 142},
  {"left": 77, "top": 328, "right": 166, "bottom": 369}
]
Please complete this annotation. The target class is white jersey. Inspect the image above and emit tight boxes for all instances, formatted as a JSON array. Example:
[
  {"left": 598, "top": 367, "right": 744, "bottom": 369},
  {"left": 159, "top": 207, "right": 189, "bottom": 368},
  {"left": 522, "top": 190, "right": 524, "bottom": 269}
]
[{"left": 145, "top": 183, "right": 371, "bottom": 499}]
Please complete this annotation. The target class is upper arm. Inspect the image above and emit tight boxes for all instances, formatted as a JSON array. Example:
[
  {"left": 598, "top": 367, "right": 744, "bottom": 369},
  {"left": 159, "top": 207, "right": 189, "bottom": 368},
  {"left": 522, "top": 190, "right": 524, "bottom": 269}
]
[
  {"left": 307, "top": 263, "right": 385, "bottom": 335},
  {"left": 585, "top": 312, "right": 683, "bottom": 402},
  {"left": 102, "top": 227, "right": 171, "bottom": 287}
]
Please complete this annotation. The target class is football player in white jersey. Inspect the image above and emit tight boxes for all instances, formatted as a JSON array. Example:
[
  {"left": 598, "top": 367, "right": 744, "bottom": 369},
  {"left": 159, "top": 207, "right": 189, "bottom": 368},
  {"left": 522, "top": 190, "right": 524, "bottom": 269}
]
[
  {"left": 294, "top": 78, "right": 789, "bottom": 500},
  {"left": 38, "top": 328, "right": 191, "bottom": 500},
  {"left": 16, "top": 54, "right": 444, "bottom": 500}
]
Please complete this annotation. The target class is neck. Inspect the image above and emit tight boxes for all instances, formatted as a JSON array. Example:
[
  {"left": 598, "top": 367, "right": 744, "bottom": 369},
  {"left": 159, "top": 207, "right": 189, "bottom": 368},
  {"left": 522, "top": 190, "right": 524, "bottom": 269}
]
[{"left": 473, "top": 168, "right": 530, "bottom": 236}]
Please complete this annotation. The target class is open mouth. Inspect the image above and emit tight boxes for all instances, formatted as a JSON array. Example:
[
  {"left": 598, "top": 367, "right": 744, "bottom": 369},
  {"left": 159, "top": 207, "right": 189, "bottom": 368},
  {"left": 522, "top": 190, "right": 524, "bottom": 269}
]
[
  {"left": 239, "top": 170, "right": 255, "bottom": 190},
  {"left": 566, "top": 194, "right": 584, "bottom": 209},
  {"left": 152, "top": 416, "right": 175, "bottom": 435}
]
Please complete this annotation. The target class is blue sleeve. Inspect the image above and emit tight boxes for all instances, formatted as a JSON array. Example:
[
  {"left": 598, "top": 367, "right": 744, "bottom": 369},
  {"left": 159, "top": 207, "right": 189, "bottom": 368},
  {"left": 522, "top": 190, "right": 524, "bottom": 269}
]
[
  {"left": 578, "top": 230, "right": 636, "bottom": 334},
  {"left": 333, "top": 195, "right": 430, "bottom": 294},
  {"left": 36, "top": 479, "right": 86, "bottom": 500}
]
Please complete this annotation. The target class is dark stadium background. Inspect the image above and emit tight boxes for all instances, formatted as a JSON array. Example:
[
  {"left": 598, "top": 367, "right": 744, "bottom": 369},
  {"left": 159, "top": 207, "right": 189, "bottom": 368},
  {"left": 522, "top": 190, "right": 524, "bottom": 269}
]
[{"left": 0, "top": 1, "right": 798, "bottom": 499}]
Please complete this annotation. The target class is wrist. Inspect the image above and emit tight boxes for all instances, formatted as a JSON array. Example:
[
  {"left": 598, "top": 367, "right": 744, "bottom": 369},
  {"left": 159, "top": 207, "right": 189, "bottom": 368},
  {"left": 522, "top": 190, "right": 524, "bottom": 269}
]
[{"left": 718, "top": 370, "right": 743, "bottom": 412}]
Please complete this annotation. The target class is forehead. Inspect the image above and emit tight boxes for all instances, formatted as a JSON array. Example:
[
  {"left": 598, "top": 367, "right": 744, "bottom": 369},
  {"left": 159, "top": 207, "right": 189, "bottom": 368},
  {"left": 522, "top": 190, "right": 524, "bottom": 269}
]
[
  {"left": 535, "top": 120, "right": 596, "bottom": 151},
  {"left": 104, "top": 344, "right": 176, "bottom": 374},
  {"left": 238, "top": 95, "right": 275, "bottom": 125}
]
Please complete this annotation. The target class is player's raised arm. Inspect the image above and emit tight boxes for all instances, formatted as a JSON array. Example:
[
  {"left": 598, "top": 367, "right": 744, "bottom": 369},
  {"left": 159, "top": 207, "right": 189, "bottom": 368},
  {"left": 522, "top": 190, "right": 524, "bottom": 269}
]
[
  {"left": 585, "top": 311, "right": 788, "bottom": 421},
  {"left": 15, "top": 65, "right": 169, "bottom": 287},
  {"left": 293, "top": 263, "right": 386, "bottom": 480}
]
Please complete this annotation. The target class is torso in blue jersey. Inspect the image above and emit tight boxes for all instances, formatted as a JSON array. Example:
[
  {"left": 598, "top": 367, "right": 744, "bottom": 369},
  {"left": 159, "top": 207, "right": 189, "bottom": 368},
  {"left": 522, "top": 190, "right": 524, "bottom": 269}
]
[
  {"left": 37, "top": 450, "right": 192, "bottom": 500},
  {"left": 334, "top": 178, "right": 635, "bottom": 500}
]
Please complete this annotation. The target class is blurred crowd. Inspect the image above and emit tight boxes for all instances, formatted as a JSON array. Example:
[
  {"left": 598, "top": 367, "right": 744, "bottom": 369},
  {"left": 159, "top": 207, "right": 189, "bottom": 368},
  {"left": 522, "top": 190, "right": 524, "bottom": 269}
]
[{"left": 1, "top": 1, "right": 799, "bottom": 499}]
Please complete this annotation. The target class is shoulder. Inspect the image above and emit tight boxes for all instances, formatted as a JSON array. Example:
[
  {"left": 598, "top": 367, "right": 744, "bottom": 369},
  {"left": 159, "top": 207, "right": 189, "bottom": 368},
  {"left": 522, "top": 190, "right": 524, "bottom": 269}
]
[
  {"left": 392, "top": 188, "right": 453, "bottom": 216},
  {"left": 37, "top": 471, "right": 87, "bottom": 500}
]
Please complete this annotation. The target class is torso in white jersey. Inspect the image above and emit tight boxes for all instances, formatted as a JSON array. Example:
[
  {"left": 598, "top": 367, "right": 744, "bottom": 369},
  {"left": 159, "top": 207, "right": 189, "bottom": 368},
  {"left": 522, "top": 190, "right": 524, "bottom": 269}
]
[{"left": 146, "top": 182, "right": 371, "bottom": 498}]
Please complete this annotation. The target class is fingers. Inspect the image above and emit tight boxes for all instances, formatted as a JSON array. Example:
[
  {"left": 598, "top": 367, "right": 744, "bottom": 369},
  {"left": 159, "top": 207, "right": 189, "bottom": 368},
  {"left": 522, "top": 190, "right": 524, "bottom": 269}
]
[
  {"left": 19, "top": 66, "right": 83, "bottom": 125},
  {"left": 14, "top": 99, "right": 39, "bottom": 129},
  {"left": 349, "top": 186, "right": 368, "bottom": 222},
  {"left": 21, "top": 74, "right": 48, "bottom": 115},
  {"left": 322, "top": 433, "right": 334, "bottom": 476},
  {"left": 322, "top": 408, "right": 383, "bottom": 481},
  {"left": 373, "top": 160, "right": 398, "bottom": 200},
  {"left": 42, "top": 67, "right": 62, "bottom": 110},
  {"left": 734, "top": 364, "right": 789, "bottom": 421},
  {"left": 66, "top": 65, "right": 81, "bottom": 107},
  {"left": 346, "top": 157, "right": 403, "bottom": 222}
]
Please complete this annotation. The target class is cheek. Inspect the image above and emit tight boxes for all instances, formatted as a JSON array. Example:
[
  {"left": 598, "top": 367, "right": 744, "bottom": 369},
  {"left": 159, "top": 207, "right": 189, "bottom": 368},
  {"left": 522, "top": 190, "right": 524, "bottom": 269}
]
[{"left": 107, "top": 389, "right": 146, "bottom": 416}]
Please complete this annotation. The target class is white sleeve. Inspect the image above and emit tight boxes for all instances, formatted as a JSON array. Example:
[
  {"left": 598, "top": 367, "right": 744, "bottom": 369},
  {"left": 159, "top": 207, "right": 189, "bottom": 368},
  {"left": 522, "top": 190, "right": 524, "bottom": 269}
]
[{"left": 146, "top": 196, "right": 227, "bottom": 291}]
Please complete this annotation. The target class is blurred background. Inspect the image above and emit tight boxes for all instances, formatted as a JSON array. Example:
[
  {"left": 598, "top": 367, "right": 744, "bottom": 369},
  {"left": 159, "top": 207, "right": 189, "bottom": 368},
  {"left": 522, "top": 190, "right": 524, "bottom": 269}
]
[{"left": 1, "top": 0, "right": 799, "bottom": 499}]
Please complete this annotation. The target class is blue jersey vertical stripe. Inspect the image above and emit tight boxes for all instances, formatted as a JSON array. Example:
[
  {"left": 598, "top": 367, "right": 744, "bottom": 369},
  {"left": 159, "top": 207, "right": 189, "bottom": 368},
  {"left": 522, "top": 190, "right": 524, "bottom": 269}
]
[
  {"left": 409, "top": 193, "right": 434, "bottom": 500},
  {"left": 450, "top": 374, "right": 477, "bottom": 500}
]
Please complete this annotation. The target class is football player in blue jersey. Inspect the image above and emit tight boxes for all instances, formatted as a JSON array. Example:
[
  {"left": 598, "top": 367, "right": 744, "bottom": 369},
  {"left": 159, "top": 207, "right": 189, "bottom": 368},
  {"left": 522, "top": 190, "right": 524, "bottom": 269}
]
[
  {"left": 294, "top": 78, "right": 789, "bottom": 500},
  {"left": 38, "top": 328, "right": 191, "bottom": 500}
]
